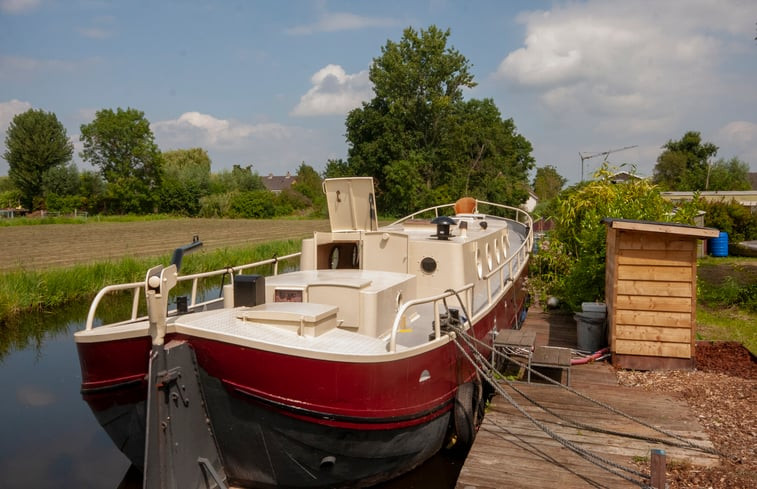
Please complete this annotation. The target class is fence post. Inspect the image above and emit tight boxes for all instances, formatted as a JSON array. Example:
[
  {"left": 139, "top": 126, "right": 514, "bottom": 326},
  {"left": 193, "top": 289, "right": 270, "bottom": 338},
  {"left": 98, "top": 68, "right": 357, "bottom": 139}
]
[{"left": 650, "top": 448, "right": 666, "bottom": 488}]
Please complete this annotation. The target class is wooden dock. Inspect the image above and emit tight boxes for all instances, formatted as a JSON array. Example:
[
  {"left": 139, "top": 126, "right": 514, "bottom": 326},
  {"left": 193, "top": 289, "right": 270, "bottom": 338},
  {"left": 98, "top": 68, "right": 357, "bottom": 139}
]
[{"left": 456, "top": 305, "right": 719, "bottom": 489}]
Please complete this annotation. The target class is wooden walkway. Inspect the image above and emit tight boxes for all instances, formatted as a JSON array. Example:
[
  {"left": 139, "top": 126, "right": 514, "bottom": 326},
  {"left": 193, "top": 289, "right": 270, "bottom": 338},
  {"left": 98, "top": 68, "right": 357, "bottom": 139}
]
[{"left": 456, "top": 305, "right": 718, "bottom": 489}]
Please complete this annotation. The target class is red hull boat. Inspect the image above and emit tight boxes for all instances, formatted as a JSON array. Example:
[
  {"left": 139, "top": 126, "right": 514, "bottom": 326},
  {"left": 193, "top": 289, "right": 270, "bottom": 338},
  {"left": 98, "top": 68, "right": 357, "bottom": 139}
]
[{"left": 75, "top": 178, "right": 532, "bottom": 488}]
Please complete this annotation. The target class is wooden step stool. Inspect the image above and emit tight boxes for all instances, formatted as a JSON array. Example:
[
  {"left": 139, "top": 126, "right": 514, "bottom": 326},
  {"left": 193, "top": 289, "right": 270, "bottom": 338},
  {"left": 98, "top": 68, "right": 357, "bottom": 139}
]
[{"left": 530, "top": 346, "right": 572, "bottom": 385}]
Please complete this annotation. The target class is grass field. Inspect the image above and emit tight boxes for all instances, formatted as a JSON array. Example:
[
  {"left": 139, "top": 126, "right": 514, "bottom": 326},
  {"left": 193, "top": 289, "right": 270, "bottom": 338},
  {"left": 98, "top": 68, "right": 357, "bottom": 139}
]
[{"left": 0, "top": 218, "right": 331, "bottom": 272}]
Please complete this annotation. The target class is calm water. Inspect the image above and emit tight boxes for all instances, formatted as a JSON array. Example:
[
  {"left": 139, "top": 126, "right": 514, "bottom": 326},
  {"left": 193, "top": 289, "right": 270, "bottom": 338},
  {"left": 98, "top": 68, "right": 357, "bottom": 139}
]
[{"left": 0, "top": 303, "right": 465, "bottom": 489}]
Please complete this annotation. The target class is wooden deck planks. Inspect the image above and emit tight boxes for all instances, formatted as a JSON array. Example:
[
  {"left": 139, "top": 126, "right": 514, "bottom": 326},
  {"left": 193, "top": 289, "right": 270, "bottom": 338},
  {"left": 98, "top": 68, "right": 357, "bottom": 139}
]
[{"left": 456, "top": 306, "right": 718, "bottom": 489}]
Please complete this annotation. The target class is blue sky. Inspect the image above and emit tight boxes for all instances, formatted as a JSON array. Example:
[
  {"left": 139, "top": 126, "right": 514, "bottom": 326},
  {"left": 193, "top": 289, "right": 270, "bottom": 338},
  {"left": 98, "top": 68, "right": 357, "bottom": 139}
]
[{"left": 1, "top": 0, "right": 756, "bottom": 185}]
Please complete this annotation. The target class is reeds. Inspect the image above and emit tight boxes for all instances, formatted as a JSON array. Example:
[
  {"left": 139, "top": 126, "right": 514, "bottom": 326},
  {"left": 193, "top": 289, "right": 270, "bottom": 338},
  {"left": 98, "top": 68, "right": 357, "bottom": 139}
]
[{"left": 0, "top": 239, "right": 301, "bottom": 324}]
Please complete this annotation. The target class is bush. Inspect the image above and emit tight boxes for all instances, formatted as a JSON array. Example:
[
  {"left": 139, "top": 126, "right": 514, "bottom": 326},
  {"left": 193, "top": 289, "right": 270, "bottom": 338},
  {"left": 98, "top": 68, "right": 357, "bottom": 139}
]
[
  {"left": 533, "top": 165, "right": 700, "bottom": 311},
  {"left": 701, "top": 199, "right": 757, "bottom": 243},
  {"left": 229, "top": 190, "right": 276, "bottom": 218}
]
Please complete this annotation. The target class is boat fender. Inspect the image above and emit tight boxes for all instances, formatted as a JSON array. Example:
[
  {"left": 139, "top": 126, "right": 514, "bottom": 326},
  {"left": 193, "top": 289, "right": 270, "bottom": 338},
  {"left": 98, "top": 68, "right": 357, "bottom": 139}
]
[{"left": 453, "top": 380, "right": 482, "bottom": 449}]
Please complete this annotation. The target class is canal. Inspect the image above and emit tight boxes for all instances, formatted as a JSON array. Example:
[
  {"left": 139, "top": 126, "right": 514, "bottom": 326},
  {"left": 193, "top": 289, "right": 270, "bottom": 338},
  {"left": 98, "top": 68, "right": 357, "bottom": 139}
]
[{"left": 0, "top": 302, "right": 465, "bottom": 488}]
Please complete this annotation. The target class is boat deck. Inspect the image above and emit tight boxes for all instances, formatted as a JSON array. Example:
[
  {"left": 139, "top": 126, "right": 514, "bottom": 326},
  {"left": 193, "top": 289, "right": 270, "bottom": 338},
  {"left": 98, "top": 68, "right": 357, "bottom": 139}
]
[{"left": 456, "top": 305, "right": 719, "bottom": 489}]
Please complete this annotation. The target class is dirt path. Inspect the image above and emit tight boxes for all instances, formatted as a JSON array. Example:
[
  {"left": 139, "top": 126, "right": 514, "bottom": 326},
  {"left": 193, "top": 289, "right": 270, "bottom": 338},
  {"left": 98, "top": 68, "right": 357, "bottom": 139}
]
[{"left": 0, "top": 218, "right": 331, "bottom": 272}]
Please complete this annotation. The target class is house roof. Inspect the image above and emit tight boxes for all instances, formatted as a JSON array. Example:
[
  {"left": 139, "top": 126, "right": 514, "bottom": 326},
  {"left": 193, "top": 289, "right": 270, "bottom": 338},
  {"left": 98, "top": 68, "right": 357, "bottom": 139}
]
[{"left": 262, "top": 172, "right": 296, "bottom": 192}]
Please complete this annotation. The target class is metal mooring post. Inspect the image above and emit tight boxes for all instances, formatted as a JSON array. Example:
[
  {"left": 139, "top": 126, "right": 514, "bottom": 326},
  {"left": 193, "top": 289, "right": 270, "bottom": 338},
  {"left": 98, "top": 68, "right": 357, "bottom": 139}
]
[{"left": 650, "top": 448, "right": 666, "bottom": 489}]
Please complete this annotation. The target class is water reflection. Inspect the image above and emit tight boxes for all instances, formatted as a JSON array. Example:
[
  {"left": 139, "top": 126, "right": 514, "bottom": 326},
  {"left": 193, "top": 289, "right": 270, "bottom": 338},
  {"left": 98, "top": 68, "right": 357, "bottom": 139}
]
[
  {"left": 0, "top": 305, "right": 131, "bottom": 489},
  {"left": 0, "top": 293, "right": 465, "bottom": 489}
]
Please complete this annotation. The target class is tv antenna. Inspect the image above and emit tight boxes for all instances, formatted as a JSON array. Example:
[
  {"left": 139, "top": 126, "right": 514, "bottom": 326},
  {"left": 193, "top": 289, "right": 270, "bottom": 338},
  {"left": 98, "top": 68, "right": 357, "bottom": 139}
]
[{"left": 578, "top": 145, "right": 638, "bottom": 181}]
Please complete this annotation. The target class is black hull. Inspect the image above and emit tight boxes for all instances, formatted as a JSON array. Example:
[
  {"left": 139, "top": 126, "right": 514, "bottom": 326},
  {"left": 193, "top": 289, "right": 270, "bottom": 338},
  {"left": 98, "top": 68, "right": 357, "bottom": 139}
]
[{"left": 202, "top": 372, "right": 451, "bottom": 488}]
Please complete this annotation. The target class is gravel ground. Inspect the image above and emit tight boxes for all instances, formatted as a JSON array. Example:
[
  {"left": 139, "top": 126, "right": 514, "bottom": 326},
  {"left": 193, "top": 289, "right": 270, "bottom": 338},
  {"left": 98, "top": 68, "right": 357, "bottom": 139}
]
[{"left": 617, "top": 342, "right": 756, "bottom": 488}]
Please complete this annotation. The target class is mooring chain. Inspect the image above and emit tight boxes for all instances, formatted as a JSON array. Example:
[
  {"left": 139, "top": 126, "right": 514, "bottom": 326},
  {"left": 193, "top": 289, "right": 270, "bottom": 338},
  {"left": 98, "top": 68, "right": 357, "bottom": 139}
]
[
  {"left": 451, "top": 333, "right": 653, "bottom": 489},
  {"left": 447, "top": 313, "right": 722, "bottom": 458}
]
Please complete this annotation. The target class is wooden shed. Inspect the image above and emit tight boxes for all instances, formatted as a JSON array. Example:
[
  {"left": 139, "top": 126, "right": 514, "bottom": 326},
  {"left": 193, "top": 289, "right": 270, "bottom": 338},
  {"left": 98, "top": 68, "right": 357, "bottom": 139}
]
[{"left": 603, "top": 219, "right": 719, "bottom": 370}]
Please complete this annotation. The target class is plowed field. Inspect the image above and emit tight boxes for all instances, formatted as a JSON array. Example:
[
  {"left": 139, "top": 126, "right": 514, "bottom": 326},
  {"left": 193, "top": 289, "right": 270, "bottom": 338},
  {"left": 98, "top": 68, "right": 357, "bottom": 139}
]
[{"left": 0, "top": 218, "right": 331, "bottom": 272}]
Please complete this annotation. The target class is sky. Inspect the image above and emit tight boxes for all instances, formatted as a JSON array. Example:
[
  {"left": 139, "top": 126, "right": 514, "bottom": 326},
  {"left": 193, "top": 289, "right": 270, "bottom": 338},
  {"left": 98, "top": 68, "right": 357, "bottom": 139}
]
[{"left": 1, "top": 0, "right": 756, "bottom": 185}]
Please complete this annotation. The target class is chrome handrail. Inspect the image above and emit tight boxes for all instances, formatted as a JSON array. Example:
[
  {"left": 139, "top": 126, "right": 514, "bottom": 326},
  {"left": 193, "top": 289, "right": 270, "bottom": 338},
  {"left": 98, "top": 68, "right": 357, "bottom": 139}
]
[
  {"left": 83, "top": 252, "right": 302, "bottom": 331},
  {"left": 388, "top": 283, "right": 475, "bottom": 353}
]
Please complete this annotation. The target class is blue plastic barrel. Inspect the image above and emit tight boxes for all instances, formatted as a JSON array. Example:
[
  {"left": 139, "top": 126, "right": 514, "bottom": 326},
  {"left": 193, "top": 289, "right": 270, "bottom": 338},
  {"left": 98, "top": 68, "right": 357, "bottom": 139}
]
[{"left": 708, "top": 231, "right": 729, "bottom": 257}]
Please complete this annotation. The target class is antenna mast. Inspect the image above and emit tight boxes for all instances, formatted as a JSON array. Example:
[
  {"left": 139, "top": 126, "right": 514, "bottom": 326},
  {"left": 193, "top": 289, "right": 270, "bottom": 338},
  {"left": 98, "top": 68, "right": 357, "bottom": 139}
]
[{"left": 578, "top": 145, "right": 638, "bottom": 181}]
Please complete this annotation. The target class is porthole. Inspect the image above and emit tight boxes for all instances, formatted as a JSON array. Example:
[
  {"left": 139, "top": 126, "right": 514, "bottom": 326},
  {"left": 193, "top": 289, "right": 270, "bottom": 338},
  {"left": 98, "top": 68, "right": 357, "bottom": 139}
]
[
  {"left": 486, "top": 243, "right": 493, "bottom": 271},
  {"left": 421, "top": 257, "right": 437, "bottom": 274},
  {"left": 494, "top": 238, "right": 501, "bottom": 264},
  {"left": 476, "top": 248, "right": 483, "bottom": 279}
]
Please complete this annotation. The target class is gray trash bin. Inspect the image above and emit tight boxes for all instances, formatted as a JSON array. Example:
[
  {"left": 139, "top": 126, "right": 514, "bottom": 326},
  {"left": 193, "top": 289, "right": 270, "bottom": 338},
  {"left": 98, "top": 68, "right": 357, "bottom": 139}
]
[{"left": 574, "top": 311, "right": 607, "bottom": 353}]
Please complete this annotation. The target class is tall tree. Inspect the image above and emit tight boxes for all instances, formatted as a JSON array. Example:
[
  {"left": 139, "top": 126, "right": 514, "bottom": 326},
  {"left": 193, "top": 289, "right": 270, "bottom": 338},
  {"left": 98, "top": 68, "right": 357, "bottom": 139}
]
[
  {"left": 80, "top": 108, "right": 162, "bottom": 213},
  {"left": 3, "top": 109, "right": 73, "bottom": 210},
  {"left": 706, "top": 157, "right": 751, "bottom": 191},
  {"left": 159, "top": 148, "right": 211, "bottom": 215},
  {"left": 652, "top": 131, "right": 718, "bottom": 190},
  {"left": 344, "top": 26, "right": 533, "bottom": 215},
  {"left": 533, "top": 165, "right": 567, "bottom": 201}
]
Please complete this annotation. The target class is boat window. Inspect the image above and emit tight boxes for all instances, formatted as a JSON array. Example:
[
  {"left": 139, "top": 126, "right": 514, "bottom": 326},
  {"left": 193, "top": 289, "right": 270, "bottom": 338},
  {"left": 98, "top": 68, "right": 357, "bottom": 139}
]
[
  {"left": 329, "top": 247, "right": 340, "bottom": 269},
  {"left": 421, "top": 257, "right": 437, "bottom": 274},
  {"left": 486, "top": 243, "right": 493, "bottom": 271},
  {"left": 476, "top": 248, "right": 483, "bottom": 279},
  {"left": 494, "top": 238, "right": 501, "bottom": 264}
]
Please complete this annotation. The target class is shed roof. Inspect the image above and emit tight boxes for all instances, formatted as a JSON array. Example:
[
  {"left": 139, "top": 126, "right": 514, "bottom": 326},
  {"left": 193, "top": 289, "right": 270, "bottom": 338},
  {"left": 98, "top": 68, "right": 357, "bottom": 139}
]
[{"left": 602, "top": 218, "right": 719, "bottom": 239}]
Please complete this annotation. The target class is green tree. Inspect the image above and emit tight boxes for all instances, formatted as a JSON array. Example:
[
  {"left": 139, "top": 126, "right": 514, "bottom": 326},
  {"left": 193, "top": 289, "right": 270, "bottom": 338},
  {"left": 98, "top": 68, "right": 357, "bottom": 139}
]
[
  {"left": 292, "top": 162, "right": 326, "bottom": 215},
  {"left": 706, "top": 157, "right": 751, "bottom": 191},
  {"left": 3, "top": 109, "right": 73, "bottom": 210},
  {"left": 42, "top": 163, "right": 81, "bottom": 212},
  {"left": 533, "top": 165, "right": 567, "bottom": 201},
  {"left": 78, "top": 170, "right": 106, "bottom": 214},
  {"left": 344, "top": 26, "right": 533, "bottom": 214},
  {"left": 79, "top": 108, "right": 163, "bottom": 214},
  {"left": 159, "top": 148, "right": 211, "bottom": 215},
  {"left": 653, "top": 131, "right": 718, "bottom": 190},
  {"left": 323, "top": 158, "right": 353, "bottom": 178},
  {"left": 533, "top": 164, "right": 700, "bottom": 310}
]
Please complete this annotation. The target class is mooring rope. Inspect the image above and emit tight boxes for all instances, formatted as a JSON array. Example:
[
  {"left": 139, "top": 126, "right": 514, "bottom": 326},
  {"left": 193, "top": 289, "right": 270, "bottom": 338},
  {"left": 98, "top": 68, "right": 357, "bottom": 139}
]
[
  {"left": 451, "top": 333, "right": 653, "bottom": 488},
  {"left": 455, "top": 323, "right": 722, "bottom": 457}
]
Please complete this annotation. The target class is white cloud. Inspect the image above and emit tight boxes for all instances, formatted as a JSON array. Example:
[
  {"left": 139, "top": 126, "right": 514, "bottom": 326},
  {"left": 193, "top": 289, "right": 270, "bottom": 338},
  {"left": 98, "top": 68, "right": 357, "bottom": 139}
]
[
  {"left": 286, "top": 12, "right": 400, "bottom": 35},
  {"left": 715, "top": 121, "right": 757, "bottom": 164},
  {"left": 153, "top": 112, "right": 293, "bottom": 148},
  {"left": 0, "top": 99, "right": 33, "bottom": 132},
  {"left": 291, "top": 64, "right": 372, "bottom": 117},
  {"left": 151, "top": 111, "right": 340, "bottom": 173},
  {"left": 0, "top": 0, "right": 41, "bottom": 14},
  {"left": 497, "top": 1, "right": 753, "bottom": 136}
]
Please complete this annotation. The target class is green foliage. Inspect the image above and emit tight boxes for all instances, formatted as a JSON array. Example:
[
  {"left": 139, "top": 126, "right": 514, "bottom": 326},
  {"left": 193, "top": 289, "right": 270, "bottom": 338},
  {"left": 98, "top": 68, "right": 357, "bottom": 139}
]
[
  {"left": 79, "top": 107, "right": 163, "bottom": 214},
  {"left": 3, "top": 109, "right": 74, "bottom": 210},
  {"left": 210, "top": 164, "right": 265, "bottom": 194},
  {"left": 343, "top": 26, "right": 533, "bottom": 215},
  {"left": 159, "top": 148, "right": 212, "bottom": 215},
  {"left": 653, "top": 131, "right": 719, "bottom": 190},
  {"left": 535, "top": 164, "right": 697, "bottom": 311},
  {"left": 323, "top": 158, "right": 354, "bottom": 178},
  {"left": 229, "top": 190, "right": 276, "bottom": 218},
  {"left": 706, "top": 157, "right": 751, "bottom": 191},
  {"left": 700, "top": 199, "right": 757, "bottom": 243},
  {"left": 532, "top": 165, "right": 567, "bottom": 201},
  {"left": 0, "top": 239, "right": 302, "bottom": 323},
  {"left": 292, "top": 162, "right": 326, "bottom": 216}
]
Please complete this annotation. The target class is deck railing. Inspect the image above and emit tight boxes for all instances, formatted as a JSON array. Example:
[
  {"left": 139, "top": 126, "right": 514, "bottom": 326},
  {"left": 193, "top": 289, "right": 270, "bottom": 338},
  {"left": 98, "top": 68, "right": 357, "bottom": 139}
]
[
  {"left": 387, "top": 202, "right": 533, "bottom": 351},
  {"left": 83, "top": 252, "right": 302, "bottom": 331}
]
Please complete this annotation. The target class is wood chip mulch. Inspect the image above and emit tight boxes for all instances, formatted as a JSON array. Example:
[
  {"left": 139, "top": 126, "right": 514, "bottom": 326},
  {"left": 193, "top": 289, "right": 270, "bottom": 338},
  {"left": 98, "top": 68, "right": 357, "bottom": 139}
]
[{"left": 617, "top": 342, "right": 756, "bottom": 489}]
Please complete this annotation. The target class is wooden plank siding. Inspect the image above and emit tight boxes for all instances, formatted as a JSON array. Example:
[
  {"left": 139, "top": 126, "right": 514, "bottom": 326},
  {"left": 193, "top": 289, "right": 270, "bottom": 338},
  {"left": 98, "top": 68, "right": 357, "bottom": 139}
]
[{"left": 603, "top": 220, "right": 719, "bottom": 370}]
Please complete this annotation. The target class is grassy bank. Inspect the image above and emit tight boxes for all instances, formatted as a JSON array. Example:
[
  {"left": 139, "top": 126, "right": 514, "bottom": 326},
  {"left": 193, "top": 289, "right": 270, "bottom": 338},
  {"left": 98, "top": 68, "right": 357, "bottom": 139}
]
[
  {"left": 696, "top": 256, "right": 757, "bottom": 354},
  {"left": 0, "top": 239, "right": 301, "bottom": 324}
]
